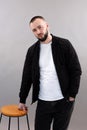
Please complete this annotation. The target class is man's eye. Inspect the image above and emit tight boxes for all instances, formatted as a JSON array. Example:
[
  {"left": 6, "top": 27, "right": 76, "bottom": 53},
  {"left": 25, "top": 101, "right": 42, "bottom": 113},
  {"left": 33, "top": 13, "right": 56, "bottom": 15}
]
[
  {"left": 38, "top": 26, "right": 42, "bottom": 29},
  {"left": 33, "top": 29, "right": 37, "bottom": 32}
]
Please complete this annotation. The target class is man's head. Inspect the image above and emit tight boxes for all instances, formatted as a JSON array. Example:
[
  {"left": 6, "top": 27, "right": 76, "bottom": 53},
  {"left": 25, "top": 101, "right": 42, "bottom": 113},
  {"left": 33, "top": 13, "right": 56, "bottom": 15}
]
[{"left": 29, "top": 16, "right": 50, "bottom": 42}]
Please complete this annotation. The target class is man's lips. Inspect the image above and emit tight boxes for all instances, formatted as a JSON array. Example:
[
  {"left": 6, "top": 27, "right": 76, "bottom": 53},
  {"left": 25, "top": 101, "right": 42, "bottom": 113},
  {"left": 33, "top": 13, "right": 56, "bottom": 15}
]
[{"left": 38, "top": 33, "right": 44, "bottom": 37}]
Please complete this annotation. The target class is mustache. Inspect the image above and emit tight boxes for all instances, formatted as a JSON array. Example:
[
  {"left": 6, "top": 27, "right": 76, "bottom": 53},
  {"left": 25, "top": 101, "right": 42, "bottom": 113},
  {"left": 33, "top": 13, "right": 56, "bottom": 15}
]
[{"left": 38, "top": 33, "right": 43, "bottom": 36}]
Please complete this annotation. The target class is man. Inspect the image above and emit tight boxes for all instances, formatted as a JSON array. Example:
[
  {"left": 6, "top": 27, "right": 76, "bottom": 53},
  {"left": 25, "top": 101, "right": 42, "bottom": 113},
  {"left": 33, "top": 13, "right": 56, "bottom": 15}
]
[{"left": 18, "top": 16, "right": 82, "bottom": 130}]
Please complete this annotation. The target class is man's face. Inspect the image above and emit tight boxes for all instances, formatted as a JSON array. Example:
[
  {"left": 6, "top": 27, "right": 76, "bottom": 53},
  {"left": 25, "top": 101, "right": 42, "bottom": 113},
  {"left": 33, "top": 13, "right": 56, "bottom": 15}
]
[{"left": 30, "top": 18, "right": 49, "bottom": 42}]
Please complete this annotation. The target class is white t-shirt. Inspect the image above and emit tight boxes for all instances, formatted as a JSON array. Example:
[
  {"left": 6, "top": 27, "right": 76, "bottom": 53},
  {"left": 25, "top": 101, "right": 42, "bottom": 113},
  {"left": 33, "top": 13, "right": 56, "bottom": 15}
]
[{"left": 39, "top": 42, "right": 64, "bottom": 101}]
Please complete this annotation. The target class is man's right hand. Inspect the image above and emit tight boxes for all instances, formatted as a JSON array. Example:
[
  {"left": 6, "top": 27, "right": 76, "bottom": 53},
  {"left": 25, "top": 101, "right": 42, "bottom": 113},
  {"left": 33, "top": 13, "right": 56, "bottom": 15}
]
[{"left": 18, "top": 103, "right": 28, "bottom": 111}]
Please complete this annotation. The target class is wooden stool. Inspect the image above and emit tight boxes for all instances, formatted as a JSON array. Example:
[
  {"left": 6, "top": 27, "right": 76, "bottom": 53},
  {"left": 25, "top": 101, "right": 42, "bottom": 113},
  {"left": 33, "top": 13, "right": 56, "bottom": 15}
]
[{"left": 0, "top": 104, "right": 30, "bottom": 130}]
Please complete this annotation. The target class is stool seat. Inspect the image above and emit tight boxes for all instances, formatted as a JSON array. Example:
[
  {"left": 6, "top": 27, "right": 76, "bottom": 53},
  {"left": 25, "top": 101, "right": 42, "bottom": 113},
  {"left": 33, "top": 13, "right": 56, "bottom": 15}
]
[
  {"left": 0, "top": 104, "right": 30, "bottom": 130},
  {"left": 1, "top": 104, "right": 27, "bottom": 117}
]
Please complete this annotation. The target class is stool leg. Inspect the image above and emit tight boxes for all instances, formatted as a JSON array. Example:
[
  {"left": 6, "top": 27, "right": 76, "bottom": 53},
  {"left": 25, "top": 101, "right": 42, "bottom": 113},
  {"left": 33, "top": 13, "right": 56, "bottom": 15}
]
[
  {"left": 26, "top": 114, "right": 30, "bottom": 130},
  {"left": 18, "top": 117, "right": 19, "bottom": 130},
  {"left": 0, "top": 114, "right": 2, "bottom": 123},
  {"left": 8, "top": 117, "right": 11, "bottom": 130}
]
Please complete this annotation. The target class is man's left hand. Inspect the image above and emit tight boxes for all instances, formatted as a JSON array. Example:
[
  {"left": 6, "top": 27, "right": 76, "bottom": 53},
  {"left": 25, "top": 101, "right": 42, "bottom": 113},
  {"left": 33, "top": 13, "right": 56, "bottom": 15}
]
[{"left": 69, "top": 97, "right": 75, "bottom": 101}]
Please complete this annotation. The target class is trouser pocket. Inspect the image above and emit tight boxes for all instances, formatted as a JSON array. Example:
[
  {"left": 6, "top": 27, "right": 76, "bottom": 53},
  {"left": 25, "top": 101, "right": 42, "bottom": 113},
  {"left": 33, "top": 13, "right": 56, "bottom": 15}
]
[{"left": 63, "top": 98, "right": 75, "bottom": 113}]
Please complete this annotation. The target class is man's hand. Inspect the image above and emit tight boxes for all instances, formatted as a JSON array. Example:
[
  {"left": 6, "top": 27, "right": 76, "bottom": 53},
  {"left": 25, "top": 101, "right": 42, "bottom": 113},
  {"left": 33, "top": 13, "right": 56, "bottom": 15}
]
[
  {"left": 69, "top": 97, "right": 75, "bottom": 101},
  {"left": 18, "top": 103, "right": 28, "bottom": 111}
]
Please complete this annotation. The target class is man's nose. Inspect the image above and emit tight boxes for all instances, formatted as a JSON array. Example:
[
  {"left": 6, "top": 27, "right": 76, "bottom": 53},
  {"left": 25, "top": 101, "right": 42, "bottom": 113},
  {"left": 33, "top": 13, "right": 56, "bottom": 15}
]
[{"left": 37, "top": 29, "right": 41, "bottom": 34}]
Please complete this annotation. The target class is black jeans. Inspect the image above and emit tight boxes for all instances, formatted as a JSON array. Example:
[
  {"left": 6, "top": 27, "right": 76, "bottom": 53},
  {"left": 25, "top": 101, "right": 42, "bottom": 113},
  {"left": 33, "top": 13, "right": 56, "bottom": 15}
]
[{"left": 35, "top": 98, "right": 75, "bottom": 130}]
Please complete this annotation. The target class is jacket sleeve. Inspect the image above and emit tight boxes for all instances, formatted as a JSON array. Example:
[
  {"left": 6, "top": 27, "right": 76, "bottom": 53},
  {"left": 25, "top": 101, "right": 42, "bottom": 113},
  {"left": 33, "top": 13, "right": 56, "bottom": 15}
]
[
  {"left": 66, "top": 40, "right": 82, "bottom": 98},
  {"left": 19, "top": 47, "right": 33, "bottom": 104}
]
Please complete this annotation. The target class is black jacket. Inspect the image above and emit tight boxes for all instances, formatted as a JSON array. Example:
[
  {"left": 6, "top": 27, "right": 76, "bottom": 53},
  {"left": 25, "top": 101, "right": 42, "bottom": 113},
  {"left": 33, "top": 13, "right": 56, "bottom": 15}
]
[{"left": 19, "top": 35, "right": 82, "bottom": 104}]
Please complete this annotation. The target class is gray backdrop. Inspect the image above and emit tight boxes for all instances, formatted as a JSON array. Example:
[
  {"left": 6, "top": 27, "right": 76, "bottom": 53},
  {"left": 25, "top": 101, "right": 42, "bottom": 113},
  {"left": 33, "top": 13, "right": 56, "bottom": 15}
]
[{"left": 0, "top": 0, "right": 87, "bottom": 130}]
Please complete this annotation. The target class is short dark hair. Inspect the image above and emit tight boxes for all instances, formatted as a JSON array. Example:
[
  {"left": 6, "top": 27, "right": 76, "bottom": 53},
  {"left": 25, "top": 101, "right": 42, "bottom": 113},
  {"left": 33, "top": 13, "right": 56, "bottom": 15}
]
[{"left": 29, "top": 16, "right": 45, "bottom": 24}]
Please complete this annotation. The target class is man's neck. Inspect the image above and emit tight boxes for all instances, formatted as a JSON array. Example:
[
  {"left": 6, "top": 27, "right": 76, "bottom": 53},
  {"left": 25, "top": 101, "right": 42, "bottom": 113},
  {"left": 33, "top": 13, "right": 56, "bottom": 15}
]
[{"left": 41, "top": 34, "right": 52, "bottom": 44}]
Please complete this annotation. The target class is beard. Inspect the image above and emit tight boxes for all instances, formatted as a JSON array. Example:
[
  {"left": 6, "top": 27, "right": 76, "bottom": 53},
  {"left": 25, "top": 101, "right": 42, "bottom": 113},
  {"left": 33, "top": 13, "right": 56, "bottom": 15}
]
[{"left": 37, "top": 30, "right": 48, "bottom": 42}]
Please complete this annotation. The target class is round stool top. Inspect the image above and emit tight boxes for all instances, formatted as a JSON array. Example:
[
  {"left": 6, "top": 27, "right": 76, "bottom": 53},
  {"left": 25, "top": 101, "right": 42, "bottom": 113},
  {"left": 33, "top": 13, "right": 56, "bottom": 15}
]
[{"left": 1, "top": 104, "right": 28, "bottom": 117}]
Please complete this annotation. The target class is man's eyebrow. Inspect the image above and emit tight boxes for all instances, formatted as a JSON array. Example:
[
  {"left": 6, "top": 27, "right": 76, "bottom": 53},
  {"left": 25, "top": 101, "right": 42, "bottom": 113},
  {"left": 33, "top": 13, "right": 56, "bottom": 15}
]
[{"left": 32, "top": 25, "right": 43, "bottom": 31}]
